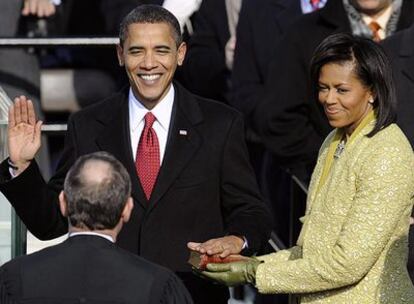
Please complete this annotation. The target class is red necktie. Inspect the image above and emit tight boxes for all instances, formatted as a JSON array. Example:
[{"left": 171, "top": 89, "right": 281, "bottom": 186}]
[
  {"left": 310, "top": 0, "right": 320, "bottom": 11},
  {"left": 136, "top": 112, "right": 160, "bottom": 200},
  {"left": 368, "top": 21, "right": 382, "bottom": 42}
]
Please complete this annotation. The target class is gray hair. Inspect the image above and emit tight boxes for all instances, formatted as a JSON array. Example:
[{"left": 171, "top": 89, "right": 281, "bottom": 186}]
[{"left": 64, "top": 152, "right": 131, "bottom": 230}]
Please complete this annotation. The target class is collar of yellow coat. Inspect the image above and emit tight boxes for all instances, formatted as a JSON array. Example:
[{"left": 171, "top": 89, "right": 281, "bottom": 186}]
[{"left": 316, "top": 110, "right": 376, "bottom": 195}]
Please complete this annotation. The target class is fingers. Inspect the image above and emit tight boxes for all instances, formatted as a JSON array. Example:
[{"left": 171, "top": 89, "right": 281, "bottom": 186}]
[
  {"left": 21, "top": 0, "right": 30, "bottom": 16},
  {"left": 206, "top": 263, "right": 231, "bottom": 272},
  {"left": 8, "top": 106, "right": 15, "bottom": 128},
  {"left": 187, "top": 242, "right": 201, "bottom": 251},
  {"left": 27, "top": 99, "right": 37, "bottom": 125},
  {"left": 13, "top": 96, "right": 36, "bottom": 126},
  {"left": 200, "top": 271, "right": 225, "bottom": 281},
  {"left": 22, "top": 0, "right": 56, "bottom": 17},
  {"left": 189, "top": 236, "right": 244, "bottom": 257},
  {"left": 20, "top": 98, "right": 29, "bottom": 123},
  {"left": 29, "top": 0, "right": 38, "bottom": 16},
  {"left": 188, "top": 240, "right": 220, "bottom": 254},
  {"left": 45, "top": 3, "right": 56, "bottom": 17},
  {"left": 34, "top": 120, "right": 43, "bottom": 144}
]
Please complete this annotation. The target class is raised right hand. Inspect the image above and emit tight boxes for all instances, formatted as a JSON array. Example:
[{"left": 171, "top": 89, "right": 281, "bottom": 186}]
[{"left": 8, "top": 96, "right": 42, "bottom": 175}]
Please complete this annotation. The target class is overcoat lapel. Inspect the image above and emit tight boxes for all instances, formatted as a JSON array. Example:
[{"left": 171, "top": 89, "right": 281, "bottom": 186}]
[
  {"left": 147, "top": 84, "right": 203, "bottom": 212},
  {"left": 95, "top": 91, "right": 148, "bottom": 209}
]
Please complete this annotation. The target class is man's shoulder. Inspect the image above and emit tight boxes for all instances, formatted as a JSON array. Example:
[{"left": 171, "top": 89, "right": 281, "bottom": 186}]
[
  {"left": 112, "top": 245, "right": 178, "bottom": 280},
  {"left": 176, "top": 83, "right": 242, "bottom": 121}
]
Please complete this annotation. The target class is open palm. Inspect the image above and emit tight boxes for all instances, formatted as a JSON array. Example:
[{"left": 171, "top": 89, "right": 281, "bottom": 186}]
[{"left": 8, "top": 96, "right": 42, "bottom": 171}]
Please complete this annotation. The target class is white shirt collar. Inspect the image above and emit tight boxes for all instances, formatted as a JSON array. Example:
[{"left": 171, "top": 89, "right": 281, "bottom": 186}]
[
  {"left": 128, "top": 85, "right": 175, "bottom": 133},
  {"left": 68, "top": 231, "right": 115, "bottom": 243}
]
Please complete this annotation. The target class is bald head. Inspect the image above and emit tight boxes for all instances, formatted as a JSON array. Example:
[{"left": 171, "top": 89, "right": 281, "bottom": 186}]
[
  {"left": 80, "top": 159, "right": 112, "bottom": 186},
  {"left": 63, "top": 152, "right": 131, "bottom": 230}
]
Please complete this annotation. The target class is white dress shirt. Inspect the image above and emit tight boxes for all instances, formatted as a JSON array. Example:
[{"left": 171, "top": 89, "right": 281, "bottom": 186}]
[
  {"left": 361, "top": 4, "right": 393, "bottom": 40},
  {"left": 69, "top": 231, "right": 114, "bottom": 243},
  {"left": 128, "top": 85, "right": 175, "bottom": 165}
]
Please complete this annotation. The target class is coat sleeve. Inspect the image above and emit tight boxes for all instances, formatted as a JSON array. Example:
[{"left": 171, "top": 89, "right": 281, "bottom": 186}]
[
  {"left": 257, "top": 246, "right": 302, "bottom": 264},
  {"left": 0, "top": 263, "right": 19, "bottom": 304},
  {"left": 220, "top": 113, "right": 273, "bottom": 255},
  {"left": 255, "top": 136, "right": 414, "bottom": 293}
]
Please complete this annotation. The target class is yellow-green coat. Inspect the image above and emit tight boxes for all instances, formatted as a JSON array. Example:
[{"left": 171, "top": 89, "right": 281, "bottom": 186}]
[{"left": 256, "top": 122, "right": 414, "bottom": 303}]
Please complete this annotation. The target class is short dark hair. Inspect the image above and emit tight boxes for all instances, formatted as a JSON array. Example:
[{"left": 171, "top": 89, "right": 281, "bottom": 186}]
[
  {"left": 64, "top": 152, "right": 131, "bottom": 230},
  {"left": 119, "top": 4, "right": 182, "bottom": 47},
  {"left": 310, "top": 33, "right": 396, "bottom": 137}
]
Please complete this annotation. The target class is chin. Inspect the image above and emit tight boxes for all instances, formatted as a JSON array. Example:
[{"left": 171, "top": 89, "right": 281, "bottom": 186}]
[{"left": 328, "top": 120, "right": 345, "bottom": 129}]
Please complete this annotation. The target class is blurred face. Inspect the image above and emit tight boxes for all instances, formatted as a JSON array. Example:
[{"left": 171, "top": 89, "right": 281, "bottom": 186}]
[
  {"left": 318, "top": 62, "right": 374, "bottom": 136},
  {"left": 349, "top": 0, "right": 392, "bottom": 16},
  {"left": 117, "top": 22, "right": 186, "bottom": 109}
]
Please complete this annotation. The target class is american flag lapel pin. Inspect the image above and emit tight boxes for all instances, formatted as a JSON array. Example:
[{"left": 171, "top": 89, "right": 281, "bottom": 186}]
[{"left": 179, "top": 130, "right": 188, "bottom": 136}]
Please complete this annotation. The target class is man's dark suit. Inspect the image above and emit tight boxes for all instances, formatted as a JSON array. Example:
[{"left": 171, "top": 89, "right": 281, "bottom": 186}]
[
  {"left": 382, "top": 24, "right": 414, "bottom": 148},
  {"left": 0, "top": 83, "right": 272, "bottom": 303},
  {"left": 255, "top": 0, "right": 414, "bottom": 182},
  {"left": 178, "top": 0, "right": 231, "bottom": 103},
  {"left": 0, "top": 235, "right": 192, "bottom": 304},
  {"left": 230, "top": 0, "right": 301, "bottom": 123},
  {"left": 382, "top": 23, "right": 414, "bottom": 283}
]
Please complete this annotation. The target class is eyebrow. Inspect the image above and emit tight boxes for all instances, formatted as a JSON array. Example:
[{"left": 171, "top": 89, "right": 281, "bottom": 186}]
[
  {"left": 127, "top": 45, "right": 172, "bottom": 51},
  {"left": 318, "top": 80, "right": 350, "bottom": 86}
]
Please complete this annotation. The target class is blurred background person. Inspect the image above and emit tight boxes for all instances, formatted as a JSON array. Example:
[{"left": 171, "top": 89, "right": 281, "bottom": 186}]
[
  {"left": 201, "top": 33, "right": 414, "bottom": 304},
  {"left": 256, "top": 0, "right": 414, "bottom": 185},
  {"left": 178, "top": 0, "right": 242, "bottom": 104},
  {"left": 382, "top": 22, "right": 414, "bottom": 283},
  {"left": 229, "top": 0, "right": 327, "bottom": 257}
]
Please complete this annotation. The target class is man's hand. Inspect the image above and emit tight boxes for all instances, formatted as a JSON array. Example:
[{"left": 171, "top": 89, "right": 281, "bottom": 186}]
[
  {"left": 198, "top": 257, "right": 261, "bottom": 287},
  {"left": 22, "top": 0, "right": 56, "bottom": 18},
  {"left": 187, "top": 235, "right": 245, "bottom": 258},
  {"left": 8, "top": 96, "right": 42, "bottom": 175},
  {"left": 410, "top": 217, "right": 414, "bottom": 225}
]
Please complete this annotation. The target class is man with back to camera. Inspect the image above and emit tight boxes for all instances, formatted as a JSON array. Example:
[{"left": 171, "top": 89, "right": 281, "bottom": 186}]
[
  {"left": 0, "top": 151, "right": 193, "bottom": 304},
  {"left": 0, "top": 5, "right": 272, "bottom": 303}
]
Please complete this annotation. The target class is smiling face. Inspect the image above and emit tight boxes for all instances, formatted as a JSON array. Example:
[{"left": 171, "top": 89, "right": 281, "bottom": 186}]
[
  {"left": 318, "top": 62, "right": 374, "bottom": 136},
  {"left": 117, "top": 22, "right": 186, "bottom": 109}
]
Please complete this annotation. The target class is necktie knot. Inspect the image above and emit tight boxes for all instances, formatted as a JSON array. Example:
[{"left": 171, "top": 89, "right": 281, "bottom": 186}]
[
  {"left": 144, "top": 112, "right": 156, "bottom": 128},
  {"left": 368, "top": 21, "right": 382, "bottom": 42}
]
